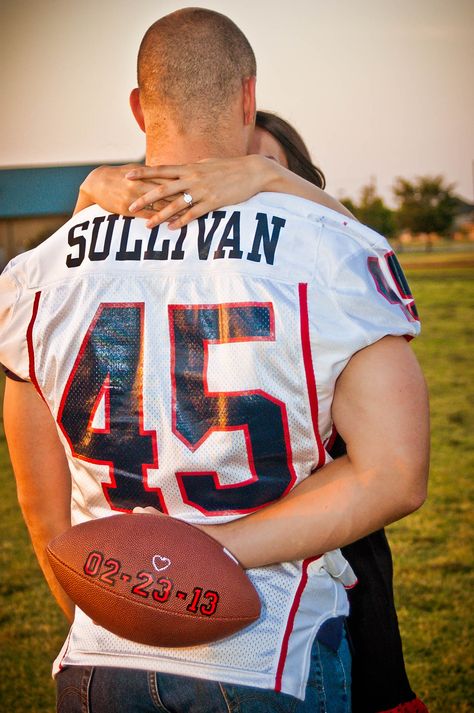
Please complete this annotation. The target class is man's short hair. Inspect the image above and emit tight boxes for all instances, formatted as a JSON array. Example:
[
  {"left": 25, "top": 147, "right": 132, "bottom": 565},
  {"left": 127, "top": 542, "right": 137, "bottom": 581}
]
[{"left": 137, "top": 7, "right": 256, "bottom": 131}]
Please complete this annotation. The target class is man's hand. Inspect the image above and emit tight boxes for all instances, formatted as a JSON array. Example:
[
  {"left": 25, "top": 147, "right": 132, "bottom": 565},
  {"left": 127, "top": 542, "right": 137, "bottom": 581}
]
[
  {"left": 133, "top": 506, "right": 162, "bottom": 513},
  {"left": 3, "top": 380, "right": 74, "bottom": 621}
]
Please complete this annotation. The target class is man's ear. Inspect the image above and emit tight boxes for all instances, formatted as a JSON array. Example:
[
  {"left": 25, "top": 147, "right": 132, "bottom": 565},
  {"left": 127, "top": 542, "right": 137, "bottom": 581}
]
[
  {"left": 130, "top": 88, "right": 146, "bottom": 132},
  {"left": 242, "top": 76, "right": 256, "bottom": 126}
]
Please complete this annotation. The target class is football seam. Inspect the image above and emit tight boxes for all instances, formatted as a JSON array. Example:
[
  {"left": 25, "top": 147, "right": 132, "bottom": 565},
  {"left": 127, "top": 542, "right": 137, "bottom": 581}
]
[{"left": 47, "top": 548, "right": 259, "bottom": 623}]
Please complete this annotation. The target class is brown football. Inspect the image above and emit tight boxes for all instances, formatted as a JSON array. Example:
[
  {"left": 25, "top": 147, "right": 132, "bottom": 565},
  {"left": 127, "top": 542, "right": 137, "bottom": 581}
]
[{"left": 47, "top": 513, "right": 260, "bottom": 647}]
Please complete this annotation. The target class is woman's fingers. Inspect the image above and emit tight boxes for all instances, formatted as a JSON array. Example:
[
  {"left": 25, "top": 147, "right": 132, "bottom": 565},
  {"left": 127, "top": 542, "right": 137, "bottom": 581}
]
[
  {"left": 146, "top": 201, "right": 208, "bottom": 230},
  {"left": 145, "top": 194, "right": 200, "bottom": 228},
  {"left": 131, "top": 208, "right": 157, "bottom": 221},
  {"left": 129, "top": 180, "right": 190, "bottom": 212},
  {"left": 167, "top": 205, "right": 206, "bottom": 230},
  {"left": 126, "top": 156, "right": 257, "bottom": 228},
  {"left": 126, "top": 165, "right": 187, "bottom": 180}
]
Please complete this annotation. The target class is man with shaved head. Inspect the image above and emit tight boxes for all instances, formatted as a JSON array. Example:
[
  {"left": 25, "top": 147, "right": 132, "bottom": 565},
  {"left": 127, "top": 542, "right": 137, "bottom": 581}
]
[
  {"left": 0, "top": 7, "right": 428, "bottom": 712},
  {"left": 137, "top": 8, "right": 256, "bottom": 137}
]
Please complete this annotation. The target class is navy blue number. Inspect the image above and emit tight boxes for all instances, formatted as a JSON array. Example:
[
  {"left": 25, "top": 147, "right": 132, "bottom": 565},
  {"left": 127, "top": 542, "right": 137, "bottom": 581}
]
[
  {"left": 368, "top": 252, "right": 419, "bottom": 321},
  {"left": 57, "top": 304, "right": 163, "bottom": 513},
  {"left": 170, "top": 304, "right": 295, "bottom": 514}
]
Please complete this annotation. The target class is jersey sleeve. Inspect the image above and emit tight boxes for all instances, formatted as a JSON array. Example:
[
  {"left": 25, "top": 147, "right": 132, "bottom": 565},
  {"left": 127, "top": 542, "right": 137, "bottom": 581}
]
[
  {"left": 0, "top": 259, "right": 34, "bottom": 381},
  {"left": 318, "top": 223, "right": 420, "bottom": 354}
]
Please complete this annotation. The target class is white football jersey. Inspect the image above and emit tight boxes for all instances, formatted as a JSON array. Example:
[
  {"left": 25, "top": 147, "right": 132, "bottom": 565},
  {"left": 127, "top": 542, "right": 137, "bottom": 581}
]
[{"left": 0, "top": 194, "right": 419, "bottom": 699}]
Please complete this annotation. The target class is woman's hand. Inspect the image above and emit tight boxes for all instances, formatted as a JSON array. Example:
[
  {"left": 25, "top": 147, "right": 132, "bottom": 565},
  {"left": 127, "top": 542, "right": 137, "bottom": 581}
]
[
  {"left": 74, "top": 163, "right": 166, "bottom": 218},
  {"left": 75, "top": 156, "right": 355, "bottom": 225},
  {"left": 126, "top": 155, "right": 273, "bottom": 229},
  {"left": 126, "top": 155, "right": 355, "bottom": 228}
]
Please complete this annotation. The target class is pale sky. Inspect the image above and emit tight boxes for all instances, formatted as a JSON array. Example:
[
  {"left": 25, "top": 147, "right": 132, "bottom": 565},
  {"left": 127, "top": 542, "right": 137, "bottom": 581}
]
[{"left": 1, "top": 0, "right": 473, "bottom": 205}]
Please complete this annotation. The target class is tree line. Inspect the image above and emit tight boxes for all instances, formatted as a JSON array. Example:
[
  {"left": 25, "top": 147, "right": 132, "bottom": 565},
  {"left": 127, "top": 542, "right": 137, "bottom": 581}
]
[{"left": 342, "top": 175, "right": 468, "bottom": 239}]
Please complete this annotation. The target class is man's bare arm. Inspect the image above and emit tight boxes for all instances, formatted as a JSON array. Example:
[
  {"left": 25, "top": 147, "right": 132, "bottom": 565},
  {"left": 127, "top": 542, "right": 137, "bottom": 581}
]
[
  {"left": 3, "top": 379, "right": 74, "bottom": 621},
  {"left": 200, "top": 335, "right": 429, "bottom": 567}
]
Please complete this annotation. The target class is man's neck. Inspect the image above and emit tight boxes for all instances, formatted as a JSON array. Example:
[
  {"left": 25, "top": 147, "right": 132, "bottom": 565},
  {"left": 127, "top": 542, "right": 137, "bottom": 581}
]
[
  {"left": 145, "top": 143, "right": 246, "bottom": 165},
  {"left": 145, "top": 127, "right": 248, "bottom": 165}
]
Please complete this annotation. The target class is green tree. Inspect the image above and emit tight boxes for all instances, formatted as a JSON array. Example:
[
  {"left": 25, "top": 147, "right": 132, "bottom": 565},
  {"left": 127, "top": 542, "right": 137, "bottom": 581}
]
[
  {"left": 357, "top": 181, "right": 396, "bottom": 238},
  {"left": 341, "top": 180, "right": 396, "bottom": 238},
  {"left": 341, "top": 196, "right": 358, "bottom": 217},
  {"left": 393, "top": 175, "right": 458, "bottom": 236}
]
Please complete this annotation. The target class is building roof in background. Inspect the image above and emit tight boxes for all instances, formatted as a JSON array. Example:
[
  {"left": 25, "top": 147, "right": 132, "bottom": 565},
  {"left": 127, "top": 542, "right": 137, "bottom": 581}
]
[{"left": 0, "top": 165, "right": 100, "bottom": 218}]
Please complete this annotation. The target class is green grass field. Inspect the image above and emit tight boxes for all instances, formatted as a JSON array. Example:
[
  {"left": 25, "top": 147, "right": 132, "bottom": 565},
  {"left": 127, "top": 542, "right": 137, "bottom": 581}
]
[{"left": 0, "top": 251, "right": 473, "bottom": 712}]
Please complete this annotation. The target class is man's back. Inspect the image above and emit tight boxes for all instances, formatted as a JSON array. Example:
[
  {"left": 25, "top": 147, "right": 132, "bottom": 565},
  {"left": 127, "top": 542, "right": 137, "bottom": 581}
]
[{"left": 0, "top": 194, "right": 419, "bottom": 698}]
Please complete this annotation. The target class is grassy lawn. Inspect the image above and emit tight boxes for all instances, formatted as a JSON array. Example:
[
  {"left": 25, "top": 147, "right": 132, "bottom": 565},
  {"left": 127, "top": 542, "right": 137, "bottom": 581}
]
[
  {"left": 0, "top": 387, "right": 69, "bottom": 711},
  {"left": 388, "top": 251, "right": 474, "bottom": 710},
  {"left": 0, "top": 251, "right": 472, "bottom": 711}
]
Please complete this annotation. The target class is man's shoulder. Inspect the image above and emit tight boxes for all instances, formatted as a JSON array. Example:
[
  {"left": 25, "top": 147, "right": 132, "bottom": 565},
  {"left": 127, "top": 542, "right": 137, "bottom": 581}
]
[
  {"left": 246, "top": 191, "right": 336, "bottom": 224},
  {"left": 3, "top": 206, "right": 109, "bottom": 286},
  {"left": 314, "top": 210, "right": 394, "bottom": 263},
  {"left": 247, "top": 192, "right": 388, "bottom": 248},
  {"left": 251, "top": 193, "right": 393, "bottom": 258}
]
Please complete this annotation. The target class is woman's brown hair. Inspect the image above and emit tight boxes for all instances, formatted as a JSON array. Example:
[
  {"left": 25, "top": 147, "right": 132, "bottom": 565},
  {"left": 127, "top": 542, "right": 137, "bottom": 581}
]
[{"left": 255, "top": 111, "right": 326, "bottom": 189}]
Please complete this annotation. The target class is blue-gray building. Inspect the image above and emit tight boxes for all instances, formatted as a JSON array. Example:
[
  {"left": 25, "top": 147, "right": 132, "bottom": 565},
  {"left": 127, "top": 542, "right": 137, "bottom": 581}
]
[{"left": 0, "top": 164, "right": 100, "bottom": 267}]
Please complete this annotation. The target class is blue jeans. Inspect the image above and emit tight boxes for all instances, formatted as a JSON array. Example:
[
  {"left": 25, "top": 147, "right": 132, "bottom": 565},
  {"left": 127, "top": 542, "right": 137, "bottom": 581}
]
[{"left": 56, "top": 629, "right": 351, "bottom": 712}]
